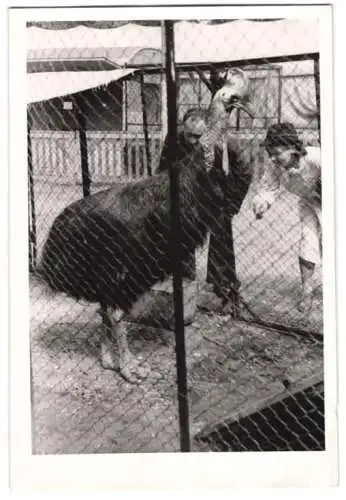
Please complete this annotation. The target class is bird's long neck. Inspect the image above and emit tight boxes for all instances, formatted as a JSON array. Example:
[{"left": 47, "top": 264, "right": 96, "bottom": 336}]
[{"left": 200, "top": 98, "right": 231, "bottom": 170}]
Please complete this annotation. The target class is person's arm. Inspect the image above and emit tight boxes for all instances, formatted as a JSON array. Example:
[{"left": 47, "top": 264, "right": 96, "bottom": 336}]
[{"left": 252, "top": 159, "right": 281, "bottom": 218}]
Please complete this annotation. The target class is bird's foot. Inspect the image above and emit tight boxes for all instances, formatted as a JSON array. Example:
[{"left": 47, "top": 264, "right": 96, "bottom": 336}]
[
  {"left": 101, "top": 339, "right": 150, "bottom": 384},
  {"left": 120, "top": 354, "right": 150, "bottom": 384},
  {"left": 101, "top": 337, "right": 120, "bottom": 371}
]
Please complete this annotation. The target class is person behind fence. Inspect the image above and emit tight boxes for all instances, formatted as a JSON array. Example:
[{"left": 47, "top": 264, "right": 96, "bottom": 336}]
[
  {"left": 157, "top": 107, "right": 207, "bottom": 281},
  {"left": 252, "top": 122, "right": 322, "bottom": 314},
  {"left": 157, "top": 107, "right": 207, "bottom": 173},
  {"left": 157, "top": 105, "right": 253, "bottom": 315},
  {"left": 205, "top": 135, "right": 252, "bottom": 311}
]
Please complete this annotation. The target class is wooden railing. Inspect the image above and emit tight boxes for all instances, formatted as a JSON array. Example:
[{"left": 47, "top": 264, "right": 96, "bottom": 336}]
[
  {"left": 30, "top": 131, "right": 163, "bottom": 183},
  {"left": 30, "top": 129, "right": 319, "bottom": 185}
]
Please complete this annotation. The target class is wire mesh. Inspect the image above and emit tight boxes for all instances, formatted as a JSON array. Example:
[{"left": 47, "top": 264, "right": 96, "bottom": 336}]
[{"left": 27, "top": 19, "right": 324, "bottom": 455}]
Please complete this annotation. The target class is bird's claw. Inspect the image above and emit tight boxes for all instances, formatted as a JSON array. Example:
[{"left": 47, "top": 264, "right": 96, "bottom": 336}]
[{"left": 120, "top": 355, "right": 150, "bottom": 384}]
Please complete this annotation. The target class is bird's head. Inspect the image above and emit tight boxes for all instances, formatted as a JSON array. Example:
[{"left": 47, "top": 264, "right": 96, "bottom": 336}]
[{"left": 213, "top": 68, "right": 254, "bottom": 118}]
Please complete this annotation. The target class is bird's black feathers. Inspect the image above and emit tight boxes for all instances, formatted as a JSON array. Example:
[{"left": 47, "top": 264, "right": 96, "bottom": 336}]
[{"left": 39, "top": 157, "right": 224, "bottom": 313}]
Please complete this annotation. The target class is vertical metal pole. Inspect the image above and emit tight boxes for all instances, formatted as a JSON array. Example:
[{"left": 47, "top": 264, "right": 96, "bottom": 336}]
[
  {"left": 122, "top": 80, "right": 127, "bottom": 132},
  {"left": 264, "top": 67, "right": 269, "bottom": 130},
  {"left": 314, "top": 56, "right": 321, "bottom": 143},
  {"left": 236, "top": 108, "right": 241, "bottom": 130},
  {"left": 277, "top": 66, "right": 282, "bottom": 124},
  {"left": 27, "top": 109, "right": 37, "bottom": 271},
  {"left": 161, "top": 27, "right": 168, "bottom": 140},
  {"left": 163, "top": 20, "right": 191, "bottom": 452},
  {"left": 139, "top": 72, "right": 152, "bottom": 176},
  {"left": 76, "top": 97, "right": 91, "bottom": 197},
  {"left": 123, "top": 80, "right": 129, "bottom": 176}
]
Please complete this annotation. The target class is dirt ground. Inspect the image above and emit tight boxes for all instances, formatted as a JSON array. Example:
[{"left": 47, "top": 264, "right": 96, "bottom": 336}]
[
  {"left": 30, "top": 274, "right": 323, "bottom": 454},
  {"left": 29, "top": 180, "right": 324, "bottom": 453}
]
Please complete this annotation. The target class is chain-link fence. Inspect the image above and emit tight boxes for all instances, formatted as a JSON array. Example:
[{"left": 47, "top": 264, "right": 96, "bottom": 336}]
[{"left": 27, "top": 19, "right": 324, "bottom": 454}]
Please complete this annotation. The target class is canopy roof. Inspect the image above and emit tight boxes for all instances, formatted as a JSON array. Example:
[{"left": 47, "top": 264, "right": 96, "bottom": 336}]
[{"left": 28, "top": 68, "right": 135, "bottom": 103}]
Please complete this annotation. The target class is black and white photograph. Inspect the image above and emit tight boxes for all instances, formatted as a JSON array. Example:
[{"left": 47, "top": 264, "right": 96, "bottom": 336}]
[{"left": 8, "top": 2, "right": 338, "bottom": 490}]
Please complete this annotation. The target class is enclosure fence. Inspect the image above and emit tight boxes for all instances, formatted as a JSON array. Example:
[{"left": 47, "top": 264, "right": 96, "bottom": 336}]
[{"left": 28, "top": 19, "right": 324, "bottom": 454}]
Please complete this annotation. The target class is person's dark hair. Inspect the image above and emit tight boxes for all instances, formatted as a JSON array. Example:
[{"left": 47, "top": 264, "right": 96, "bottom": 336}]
[{"left": 261, "top": 122, "right": 307, "bottom": 156}]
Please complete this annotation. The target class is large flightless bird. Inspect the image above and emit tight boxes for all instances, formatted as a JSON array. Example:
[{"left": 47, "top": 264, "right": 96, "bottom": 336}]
[{"left": 39, "top": 68, "right": 252, "bottom": 383}]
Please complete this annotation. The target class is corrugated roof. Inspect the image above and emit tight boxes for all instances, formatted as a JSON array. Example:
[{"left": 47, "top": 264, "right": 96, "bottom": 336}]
[
  {"left": 27, "top": 68, "right": 135, "bottom": 103},
  {"left": 27, "top": 46, "right": 162, "bottom": 72}
]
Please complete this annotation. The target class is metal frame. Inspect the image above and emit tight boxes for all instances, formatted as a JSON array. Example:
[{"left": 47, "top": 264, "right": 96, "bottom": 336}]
[
  {"left": 75, "top": 96, "right": 91, "bottom": 198},
  {"left": 163, "top": 20, "right": 191, "bottom": 453},
  {"left": 27, "top": 109, "right": 37, "bottom": 272},
  {"left": 139, "top": 72, "right": 152, "bottom": 176},
  {"left": 195, "top": 369, "right": 324, "bottom": 451},
  {"left": 126, "top": 52, "right": 319, "bottom": 73}
]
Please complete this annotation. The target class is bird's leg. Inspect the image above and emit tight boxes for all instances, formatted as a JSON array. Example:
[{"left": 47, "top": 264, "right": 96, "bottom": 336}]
[
  {"left": 100, "top": 306, "right": 121, "bottom": 372},
  {"left": 100, "top": 306, "right": 150, "bottom": 384},
  {"left": 113, "top": 315, "right": 150, "bottom": 384}
]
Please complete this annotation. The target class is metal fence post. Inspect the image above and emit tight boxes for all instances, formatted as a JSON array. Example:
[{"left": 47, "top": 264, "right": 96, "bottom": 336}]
[
  {"left": 75, "top": 97, "right": 91, "bottom": 197},
  {"left": 27, "top": 108, "right": 37, "bottom": 271},
  {"left": 163, "top": 20, "right": 191, "bottom": 452},
  {"left": 139, "top": 72, "right": 152, "bottom": 176},
  {"left": 314, "top": 55, "right": 321, "bottom": 143}
]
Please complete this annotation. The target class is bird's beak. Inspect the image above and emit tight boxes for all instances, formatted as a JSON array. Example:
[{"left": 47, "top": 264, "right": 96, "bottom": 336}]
[
  {"left": 229, "top": 100, "right": 254, "bottom": 118},
  {"left": 212, "top": 68, "right": 254, "bottom": 119}
]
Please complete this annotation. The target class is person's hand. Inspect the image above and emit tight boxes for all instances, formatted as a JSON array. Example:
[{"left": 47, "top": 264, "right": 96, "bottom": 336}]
[{"left": 252, "top": 193, "right": 271, "bottom": 219}]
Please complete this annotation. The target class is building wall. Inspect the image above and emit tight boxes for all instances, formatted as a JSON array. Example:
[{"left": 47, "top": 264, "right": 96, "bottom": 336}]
[{"left": 30, "top": 80, "right": 123, "bottom": 131}]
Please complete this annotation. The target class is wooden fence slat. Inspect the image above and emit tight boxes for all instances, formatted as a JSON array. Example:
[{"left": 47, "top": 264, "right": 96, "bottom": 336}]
[
  {"left": 128, "top": 138, "right": 133, "bottom": 181},
  {"left": 29, "top": 130, "right": 317, "bottom": 183},
  {"left": 135, "top": 137, "right": 141, "bottom": 178},
  {"left": 115, "top": 139, "right": 122, "bottom": 178}
]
